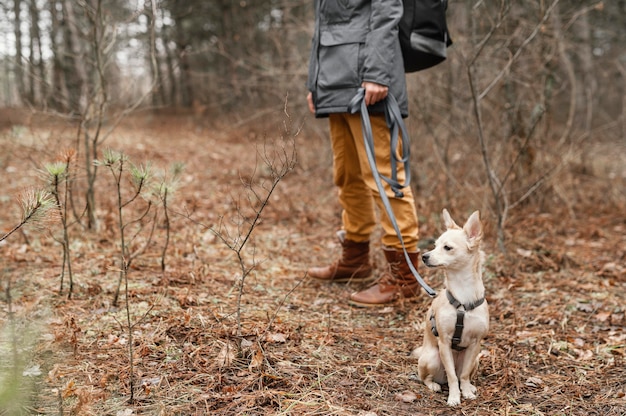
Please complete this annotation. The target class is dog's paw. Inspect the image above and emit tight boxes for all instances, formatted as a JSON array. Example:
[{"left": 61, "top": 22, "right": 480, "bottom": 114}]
[
  {"left": 461, "top": 381, "right": 477, "bottom": 399},
  {"left": 424, "top": 380, "right": 442, "bottom": 393},
  {"left": 446, "top": 393, "right": 461, "bottom": 407}
]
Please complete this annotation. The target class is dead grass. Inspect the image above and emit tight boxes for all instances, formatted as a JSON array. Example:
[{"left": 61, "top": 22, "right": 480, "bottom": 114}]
[{"left": 0, "top": 110, "right": 624, "bottom": 415}]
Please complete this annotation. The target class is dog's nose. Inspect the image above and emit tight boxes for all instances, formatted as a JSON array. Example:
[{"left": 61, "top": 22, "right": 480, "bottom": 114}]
[{"left": 422, "top": 253, "right": 429, "bottom": 263}]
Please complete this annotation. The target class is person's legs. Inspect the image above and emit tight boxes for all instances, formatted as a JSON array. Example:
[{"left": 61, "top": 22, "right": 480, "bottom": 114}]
[
  {"left": 343, "top": 112, "right": 422, "bottom": 306},
  {"left": 307, "top": 113, "right": 376, "bottom": 283},
  {"left": 330, "top": 113, "right": 377, "bottom": 242}
]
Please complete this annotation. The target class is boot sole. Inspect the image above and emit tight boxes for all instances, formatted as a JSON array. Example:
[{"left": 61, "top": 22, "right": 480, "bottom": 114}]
[
  {"left": 348, "top": 298, "right": 398, "bottom": 308},
  {"left": 309, "top": 274, "right": 377, "bottom": 284},
  {"left": 348, "top": 294, "right": 420, "bottom": 308}
]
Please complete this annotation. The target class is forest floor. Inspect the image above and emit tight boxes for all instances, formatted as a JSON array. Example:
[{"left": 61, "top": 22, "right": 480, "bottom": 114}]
[{"left": 0, "top": 108, "right": 625, "bottom": 415}]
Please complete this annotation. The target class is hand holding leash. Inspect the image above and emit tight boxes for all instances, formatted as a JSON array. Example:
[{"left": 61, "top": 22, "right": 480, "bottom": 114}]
[{"left": 361, "top": 81, "right": 388, "bottom": 106}]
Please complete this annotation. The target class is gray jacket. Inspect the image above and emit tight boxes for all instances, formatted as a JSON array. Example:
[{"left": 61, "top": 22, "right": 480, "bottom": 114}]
[{"left": 307, "top": 0, "right": 408, "bottom": 117}]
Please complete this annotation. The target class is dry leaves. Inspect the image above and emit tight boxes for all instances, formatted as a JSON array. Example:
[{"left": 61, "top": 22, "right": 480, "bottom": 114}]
[{"left": 0, "top": 114, "right": 624, "bottom": 415}]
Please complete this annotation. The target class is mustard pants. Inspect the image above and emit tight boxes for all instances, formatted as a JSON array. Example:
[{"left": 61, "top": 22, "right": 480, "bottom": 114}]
[{"left": 328, "top": 112, "right": 419, "bottom": 251}]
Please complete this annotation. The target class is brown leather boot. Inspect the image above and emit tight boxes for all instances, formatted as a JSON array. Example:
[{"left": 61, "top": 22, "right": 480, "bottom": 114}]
[
  {"left": 348, "top": 248, "right": 421, "bottom": 307},
  {"left": 308, "top": 231, "right": 374, "bottom": 283}
]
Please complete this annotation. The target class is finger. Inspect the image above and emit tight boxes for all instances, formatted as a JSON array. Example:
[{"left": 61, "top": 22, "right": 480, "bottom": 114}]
[
  {"left": 370, "top": 91, "right": 382, "bottom": 105},
  {"left": 307, "top": 93, "right": 315, "bottom": 114}
]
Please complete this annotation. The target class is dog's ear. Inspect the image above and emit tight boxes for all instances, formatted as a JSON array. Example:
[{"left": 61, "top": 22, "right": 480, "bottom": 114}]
[
  {"left": 442, "top": 208, "right": 460, "bottom": 230},
  {"left": 463, "top": 211, "right": 483, "bottom": 244}
]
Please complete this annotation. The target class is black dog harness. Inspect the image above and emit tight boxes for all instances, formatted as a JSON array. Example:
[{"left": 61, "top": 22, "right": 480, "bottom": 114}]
[{"left": 430, "top": 290, "right": 485, "bottom": 351}]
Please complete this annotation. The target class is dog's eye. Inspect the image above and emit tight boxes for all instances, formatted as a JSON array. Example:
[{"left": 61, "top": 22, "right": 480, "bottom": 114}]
[{"left": 444, "top": 245, "right": 452, "bottom": 251}]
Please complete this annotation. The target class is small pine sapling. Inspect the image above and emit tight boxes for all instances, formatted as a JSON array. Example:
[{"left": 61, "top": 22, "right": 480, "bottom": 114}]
[
  {"left": 43, "top": 149, "right": 77, "bottom": 299},
  {"left": 151, "top": 162, "right": 185, "bottom": 274},
  {"left": 1, "top": 188, "right": 58, "bottom": 244},
  {"left": 95, "top": 149, "right": 155, "bottom": 402}
]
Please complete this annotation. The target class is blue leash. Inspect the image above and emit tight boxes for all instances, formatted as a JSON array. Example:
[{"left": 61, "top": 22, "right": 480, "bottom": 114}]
[{"left": 348, "top": 88, "right": 436, "bottom": 297}]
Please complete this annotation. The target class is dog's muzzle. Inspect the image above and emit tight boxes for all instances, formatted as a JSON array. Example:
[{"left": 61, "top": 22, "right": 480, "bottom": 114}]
[{"left": 422, "top": 252, "right": 435, "bottom": 267}]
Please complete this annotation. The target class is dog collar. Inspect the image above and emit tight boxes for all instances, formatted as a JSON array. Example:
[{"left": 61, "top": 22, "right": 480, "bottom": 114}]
[{"left": 446, "top": 290, "right": 485, "bottom": 311}]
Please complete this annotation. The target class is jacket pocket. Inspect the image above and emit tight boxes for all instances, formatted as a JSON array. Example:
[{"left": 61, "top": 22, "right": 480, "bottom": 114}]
[
  {"left": 317, "top": 42, "right": 362, "bottom": 89},
  {"left": 321, "top": 0, "right": 356, "bottom": 24}
]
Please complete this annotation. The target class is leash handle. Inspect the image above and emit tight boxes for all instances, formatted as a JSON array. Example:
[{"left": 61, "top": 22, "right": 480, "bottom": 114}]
[
  {"left": 348, "top": 90, "right": 410, "bottom": 197},
  {"left": 383, "top": 93, "right": 412, "bottom": 198},
  {"left": 348, "top": 89, "right": 436, "bottom": 297}
]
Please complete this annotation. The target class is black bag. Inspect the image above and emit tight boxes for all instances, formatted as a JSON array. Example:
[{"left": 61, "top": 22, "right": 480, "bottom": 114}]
[{"left": 399, "top": 0, "right": 453, "bottom": 72}]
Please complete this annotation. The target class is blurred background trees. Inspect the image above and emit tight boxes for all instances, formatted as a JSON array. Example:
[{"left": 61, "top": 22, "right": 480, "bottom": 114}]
[
  {"left": 0, "top": 0, "right": 623, "bottom": 242},
  {"left": 0, "top": 0, "right": 623, "bottom": 128},
  {"left": 0, "top": 1, "right": 619, "bottom": 117},
  {"left": 0, "top": 0, "right": 313, "bottom": 112}
]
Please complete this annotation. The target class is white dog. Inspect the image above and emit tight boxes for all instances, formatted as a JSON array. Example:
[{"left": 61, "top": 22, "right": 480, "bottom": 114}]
[{"left": 412, "top": 209, "right": 489, "bottom": 406}]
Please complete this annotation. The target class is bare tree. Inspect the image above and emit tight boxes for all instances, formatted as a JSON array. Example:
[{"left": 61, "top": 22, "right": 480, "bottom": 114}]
[
  {"left": 144, "top": 0, "right": 166, "bottom": 106},
  {"left": 48, "top": 0, "right": 70, "bottom": 111},
  {"left": 12, "top": 0, "right": 25, "bottom": 103},
  {"left": 403, "top": 0, "right": 620, "bottom": 250},
  {"left": 27, "top": 0, "right": 46, "bottom": 106},
  {"left": 61, "top": 0, "right": 89, "bottom": 113}
]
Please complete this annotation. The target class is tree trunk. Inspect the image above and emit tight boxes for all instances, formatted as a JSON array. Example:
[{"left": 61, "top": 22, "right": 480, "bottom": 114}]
[
  {"left": 27, "top": 1, "right": 35, "bottom": 104},
  {"left": 61, "top": 0, "right": 89, "bottom": 114},
  {"left": 28, "top": 0, "right": 46, "bottom": 107},
  {"left": 13, "top": 0, "right": 25, "bottom": 104},
  {"left": 145, "top": 0, "right": 165, "bottom": 107},
  {"left": 576, "top": 12, "right": 595, "bottom": 136},
  {"left": 162, "top": 26, "right": 177, "bottom": 106},
  {"left": 49, "top": 0, "right": 70, "bottom": 111},
  {"left": 173, "top": 13, "right": 192, "bottom": 107}
]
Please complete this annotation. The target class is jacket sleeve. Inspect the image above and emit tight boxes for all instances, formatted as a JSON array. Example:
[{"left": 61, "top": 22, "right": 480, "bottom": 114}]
[
  {"left": 306, "top": 0, "right": 320, "bottom": 92},
  {"left": 362, "top": 0, "right": 403, "bottom": 87}
]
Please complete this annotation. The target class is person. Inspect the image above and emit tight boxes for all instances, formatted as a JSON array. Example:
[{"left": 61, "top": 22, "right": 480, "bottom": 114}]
[{"left": 306, "top": 0, "right": 422, "bottom": 307}]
